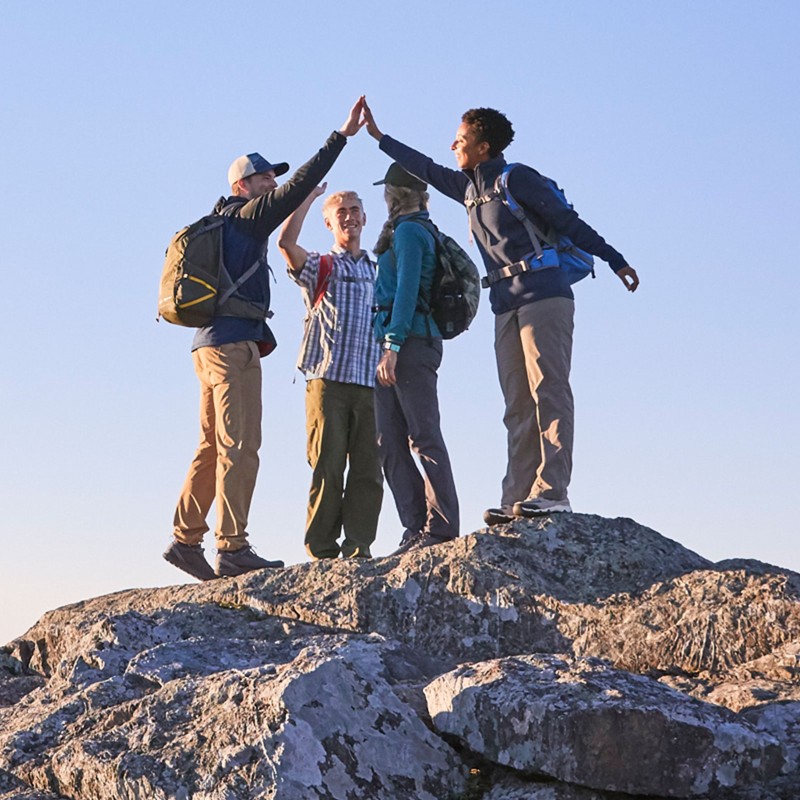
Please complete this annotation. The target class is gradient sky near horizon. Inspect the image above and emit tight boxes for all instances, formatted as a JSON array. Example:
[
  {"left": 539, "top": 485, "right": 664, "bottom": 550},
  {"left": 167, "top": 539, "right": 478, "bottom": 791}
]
[{"left": 2, "top": 1, "right": 798, "bottom": 645}]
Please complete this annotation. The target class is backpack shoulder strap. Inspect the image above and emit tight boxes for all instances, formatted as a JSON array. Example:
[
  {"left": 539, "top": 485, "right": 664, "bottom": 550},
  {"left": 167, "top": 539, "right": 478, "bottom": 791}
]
[
  {"left": 396, "top": 219, "right": 440, "bottom": 321},
  {"left": 313, "top": 254, "right": 334, "bottom": 309},
  {"left": 215, "top": 206, "right": 269, "bottom": 306},
  {"left": 499, "top": 163, "right": 545, "bottom": 259},
  {"left": 405, "top": 216, "right": 439, "bottom": 240}
]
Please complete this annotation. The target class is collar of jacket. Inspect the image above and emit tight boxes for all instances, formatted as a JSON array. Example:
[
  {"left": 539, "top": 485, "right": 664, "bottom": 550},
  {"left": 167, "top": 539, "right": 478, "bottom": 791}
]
[
  {"left": 391, "top": 209, "right": 431, "bottom": 230},
  {"left": 465, "top": 154, "right": 508, "bottom": 194},
  {"left": 214, "top": 195, "right": 247, "bottom": 215}
]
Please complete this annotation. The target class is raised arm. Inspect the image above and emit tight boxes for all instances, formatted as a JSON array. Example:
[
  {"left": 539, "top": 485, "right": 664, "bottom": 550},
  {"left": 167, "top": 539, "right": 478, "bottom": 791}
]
[
  {"left": 278, "top": 183, "right": 327, "bottom": 272},
  {"left": 235, "top": 97, "right": 365, "bottom": 236},
  {"left": 361, "top": 97, "right": 470, "bottom": 204}
]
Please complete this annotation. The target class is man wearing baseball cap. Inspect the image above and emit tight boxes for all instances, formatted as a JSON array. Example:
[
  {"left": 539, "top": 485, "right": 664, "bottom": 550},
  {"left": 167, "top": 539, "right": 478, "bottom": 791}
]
[{"left": 164, "top": 97, "right": 366, "bottom": 581}]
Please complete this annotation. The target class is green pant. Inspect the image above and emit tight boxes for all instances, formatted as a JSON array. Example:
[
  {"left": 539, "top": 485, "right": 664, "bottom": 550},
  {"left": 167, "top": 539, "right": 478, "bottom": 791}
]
[{"left": 304, "top": 379, "right": 383, "bottom": 558}]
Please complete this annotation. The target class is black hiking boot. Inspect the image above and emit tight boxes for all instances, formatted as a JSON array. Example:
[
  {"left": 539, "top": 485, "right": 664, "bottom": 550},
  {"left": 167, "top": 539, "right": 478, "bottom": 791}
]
[
  {"left": 163, "top": 540, "right": 218, "bottom": 581},
  {"left": 216, "top": 545, "right": 284, "bottom": 577},
  {"left": 390, "top": 531, "right": 453, "bottom": 556}
]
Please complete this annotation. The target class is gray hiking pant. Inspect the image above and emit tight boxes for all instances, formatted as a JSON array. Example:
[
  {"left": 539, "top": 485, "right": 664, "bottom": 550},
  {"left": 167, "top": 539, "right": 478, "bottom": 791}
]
[
  {"left": 495, "top": 297, "right": 575, "bottom": 505},
  {"left": 374, "top": 337, "right": 459, "bottom": 540}
]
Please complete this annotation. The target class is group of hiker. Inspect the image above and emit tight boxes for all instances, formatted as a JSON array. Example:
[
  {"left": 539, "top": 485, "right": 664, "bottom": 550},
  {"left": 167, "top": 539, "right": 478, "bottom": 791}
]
[{"left": 162, "top": 96, "right": 639, "bottom": 582}]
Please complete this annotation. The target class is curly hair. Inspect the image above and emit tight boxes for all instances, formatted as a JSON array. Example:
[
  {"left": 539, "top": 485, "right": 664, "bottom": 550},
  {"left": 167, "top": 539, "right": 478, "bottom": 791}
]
[{"left": 461, "top": 108, "right": 515, "bottom": 158}]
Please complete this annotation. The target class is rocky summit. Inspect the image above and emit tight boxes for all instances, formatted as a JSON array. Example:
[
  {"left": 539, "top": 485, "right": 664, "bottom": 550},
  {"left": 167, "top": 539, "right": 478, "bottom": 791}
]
[{"left": 1, "top": 514, "right": 798, "bottom": 799}]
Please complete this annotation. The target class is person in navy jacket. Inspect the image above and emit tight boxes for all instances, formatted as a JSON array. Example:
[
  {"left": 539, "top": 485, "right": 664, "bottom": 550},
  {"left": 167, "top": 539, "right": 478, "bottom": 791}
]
[{"left": 361, "top": 99, "right": 638, "bottom": 525}]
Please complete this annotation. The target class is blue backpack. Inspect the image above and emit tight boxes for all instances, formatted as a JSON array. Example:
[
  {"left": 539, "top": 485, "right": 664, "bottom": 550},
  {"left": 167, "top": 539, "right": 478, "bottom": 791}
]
[{"left": 467, "top": 163, "right": 595, "bottom": 286}]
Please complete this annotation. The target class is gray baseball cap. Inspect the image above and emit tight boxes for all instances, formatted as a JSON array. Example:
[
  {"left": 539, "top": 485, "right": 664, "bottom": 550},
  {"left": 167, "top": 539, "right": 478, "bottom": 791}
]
[{"left": 228, "top": 152, "right": 289, "bottom": 188}]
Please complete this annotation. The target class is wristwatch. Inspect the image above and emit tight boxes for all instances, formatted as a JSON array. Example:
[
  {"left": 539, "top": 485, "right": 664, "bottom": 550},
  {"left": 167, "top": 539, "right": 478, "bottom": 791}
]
[{"left": 383, "top": 341, "right": 401, "bottom": 353}]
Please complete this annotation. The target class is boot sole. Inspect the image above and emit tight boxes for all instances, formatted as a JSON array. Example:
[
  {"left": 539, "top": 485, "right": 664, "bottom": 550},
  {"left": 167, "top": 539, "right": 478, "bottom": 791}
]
[{"left": 513, "top": 506, "right": 572, "bottom": 517}]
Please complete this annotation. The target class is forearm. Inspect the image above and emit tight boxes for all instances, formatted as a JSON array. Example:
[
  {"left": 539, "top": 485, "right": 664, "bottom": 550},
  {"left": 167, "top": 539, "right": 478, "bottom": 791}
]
[
  {"left": 547, "top": 204, "right": 627, "bottom": 271},
  {"left": 380, "top": 135, "right": 469, "bottom": 204},
  {"left": 512, "top": 169, "right": 627, "bottom": 270},
  {"left": 278, "top": 199, "right": 313, "bottom": 271},
  {"left": 239, "top": 132, "right": 347, "bottom": 235}
]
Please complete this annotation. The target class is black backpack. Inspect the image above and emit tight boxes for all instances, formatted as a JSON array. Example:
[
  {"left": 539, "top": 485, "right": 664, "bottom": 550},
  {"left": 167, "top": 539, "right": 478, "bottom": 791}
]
[{"left": 411, "top": 219, "right": 481, "bottom": 339}]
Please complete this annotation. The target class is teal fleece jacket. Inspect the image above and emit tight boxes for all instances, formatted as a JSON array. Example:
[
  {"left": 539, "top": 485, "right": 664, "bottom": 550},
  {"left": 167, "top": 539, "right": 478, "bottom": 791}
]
[{"left": 373, "top": 211, "right": 442, "bottom": 346}]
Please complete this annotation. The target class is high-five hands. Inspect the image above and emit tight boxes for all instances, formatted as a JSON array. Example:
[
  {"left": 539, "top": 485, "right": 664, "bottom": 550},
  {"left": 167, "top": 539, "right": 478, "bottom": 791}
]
[
  {"left": 360, "top": 96, "right": 384, "bottom": 141},
  {"left": 339, "top": 97, "right": 368, "bottom": 137}
]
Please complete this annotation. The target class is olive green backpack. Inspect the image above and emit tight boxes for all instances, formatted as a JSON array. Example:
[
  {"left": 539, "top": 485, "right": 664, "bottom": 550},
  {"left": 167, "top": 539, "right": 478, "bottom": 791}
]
[{"left": 158, "top": 208, "right": 266, "bottom": 327}]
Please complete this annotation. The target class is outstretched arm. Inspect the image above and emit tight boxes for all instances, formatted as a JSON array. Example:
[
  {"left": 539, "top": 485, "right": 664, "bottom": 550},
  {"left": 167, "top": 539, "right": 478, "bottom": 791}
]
[
  {"left": 362, "top": 97, "right": 469, "bottom": 204},
  {"left": 236, "top": 97, "right": 365, "bottom": 237},
  {"left": 278, "top": 183, "right": 327, "bottom": 272}
]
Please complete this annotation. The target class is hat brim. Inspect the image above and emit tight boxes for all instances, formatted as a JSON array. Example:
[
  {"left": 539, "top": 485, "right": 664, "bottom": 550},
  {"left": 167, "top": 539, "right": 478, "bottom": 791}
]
[{"left": 373, "top": 177, "right": 427, "bottom": 190}]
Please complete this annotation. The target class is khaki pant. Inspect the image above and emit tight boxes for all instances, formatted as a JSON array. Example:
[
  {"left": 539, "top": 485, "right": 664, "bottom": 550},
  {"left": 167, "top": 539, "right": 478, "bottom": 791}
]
[
  {"left": 494, "top": 298, "right": 574, "bottom": 505},
  {"left": 173, "top": 341, "right": 262, "bottom": 551},
  {"left": 304, "top": 379, "right": 383, "bottom": 559}
]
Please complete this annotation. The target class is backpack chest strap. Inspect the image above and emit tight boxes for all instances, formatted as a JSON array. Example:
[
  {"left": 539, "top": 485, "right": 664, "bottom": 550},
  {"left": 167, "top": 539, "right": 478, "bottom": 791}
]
[
  {"left": 481, "top": 255, "right": 561, "bottom": 289},
  {"left": 481, "top": 259, "right": 532, "bottom": 288},
  {"left": 464, "top": 189, "right": 501, "bottom": 211}
]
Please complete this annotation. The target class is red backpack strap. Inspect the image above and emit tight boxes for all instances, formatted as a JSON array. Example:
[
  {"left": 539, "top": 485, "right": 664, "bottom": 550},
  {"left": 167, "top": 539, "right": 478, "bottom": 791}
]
[{"left": 313, "top": 254, "right": 333, "bottom": 309}]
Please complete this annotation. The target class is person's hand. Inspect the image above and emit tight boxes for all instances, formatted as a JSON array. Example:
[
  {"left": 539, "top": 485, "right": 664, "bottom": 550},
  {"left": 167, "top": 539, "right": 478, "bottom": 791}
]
[
  {"left": 310, "top": 182, "right": 327, "bottom": 201},
  {"left": 361, "top": 97, "right": 384, "bottom": 141},
  {"left": 298, "top": 182, "right": 328, "bottom": 209},
  {"left": 376, "top": 349, "right": 398, "bottom": 386},
  {"left": 339, "top": 97, "right": 367, "bottom": 137},
  {"left": 617, "top": 265, "right": 639, "bottom": 292}
]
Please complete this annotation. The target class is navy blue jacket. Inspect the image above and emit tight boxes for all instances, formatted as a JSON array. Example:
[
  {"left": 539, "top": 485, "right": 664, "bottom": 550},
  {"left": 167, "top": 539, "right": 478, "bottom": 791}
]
[
  {"left": 193, "top": 131, "right": 348, "bottom": 353},
  {"left": 380, "top": 135, "right": 627, "bottom": 315}
]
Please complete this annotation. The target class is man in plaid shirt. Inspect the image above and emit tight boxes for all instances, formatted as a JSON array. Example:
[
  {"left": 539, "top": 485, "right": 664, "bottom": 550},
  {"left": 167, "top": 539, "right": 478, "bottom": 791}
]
[{"left": 279, "top": 185, "right": 383, "bottom": 559}]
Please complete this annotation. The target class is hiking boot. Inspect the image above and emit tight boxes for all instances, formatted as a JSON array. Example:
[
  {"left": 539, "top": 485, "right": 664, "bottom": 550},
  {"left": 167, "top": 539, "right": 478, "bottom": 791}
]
[
  {"left": 389, "top": 529, "right": 422, "bottom": 556},
  {"left": 483, "top": 505, "right": 517, "bottom": 525},
  {"left": 390, "top": 531, "right": 453, "bottom": 556},
  {"left": 513, "top": 497, "right": 572, "bottom": 517},
  {"left": 163, "top": 540, "right": 218, "bottom": 582},
  {"left": 342, "top": 546, "right": 372, "bottom": 559},
  {"left": 216, "top": 545, "right": 284, "bottom": 577}
]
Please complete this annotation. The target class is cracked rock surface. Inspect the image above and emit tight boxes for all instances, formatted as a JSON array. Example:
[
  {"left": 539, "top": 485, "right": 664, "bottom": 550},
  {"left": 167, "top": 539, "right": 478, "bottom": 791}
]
[{"left": 1, "top": 514, "right": 798, "bottom": 798}]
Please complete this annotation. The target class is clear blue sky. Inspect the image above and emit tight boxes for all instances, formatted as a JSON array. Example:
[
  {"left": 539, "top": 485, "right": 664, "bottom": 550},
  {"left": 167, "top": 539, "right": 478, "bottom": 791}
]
[{"left": 2, "top": 1, "right": 798, "bottom": 644}]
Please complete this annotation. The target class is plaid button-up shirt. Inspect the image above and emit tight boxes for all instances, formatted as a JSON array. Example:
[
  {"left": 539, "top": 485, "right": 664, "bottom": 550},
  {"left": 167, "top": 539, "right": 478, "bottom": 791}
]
[{"left": 289, "top": 247, "right": 380, "bottom": 387}]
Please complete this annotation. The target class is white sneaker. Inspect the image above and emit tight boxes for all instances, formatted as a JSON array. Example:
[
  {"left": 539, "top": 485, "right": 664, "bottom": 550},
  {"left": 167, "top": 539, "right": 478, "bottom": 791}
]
[{"left": 512, "top": 497, "right": 572, "bottom": 517}]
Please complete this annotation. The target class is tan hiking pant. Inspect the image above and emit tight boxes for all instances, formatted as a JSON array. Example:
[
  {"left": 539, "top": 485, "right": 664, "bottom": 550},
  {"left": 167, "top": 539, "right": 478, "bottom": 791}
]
[
  {"left": 494, "top": 298, "right": 574, "bottom": 505},
  {"left": 173, "top": 341, "right": 262, "bottom": 551}
]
